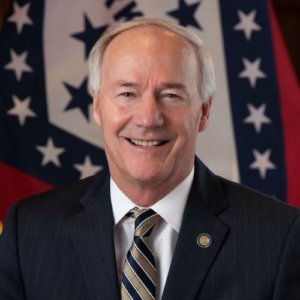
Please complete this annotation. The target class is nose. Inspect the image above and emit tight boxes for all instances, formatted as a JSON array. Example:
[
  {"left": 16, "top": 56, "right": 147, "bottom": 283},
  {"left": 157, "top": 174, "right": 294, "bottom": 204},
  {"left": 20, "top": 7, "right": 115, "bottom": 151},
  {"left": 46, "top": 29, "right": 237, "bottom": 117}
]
[{"left": 135, "top": 93, "right": 164, "bottom": 128}]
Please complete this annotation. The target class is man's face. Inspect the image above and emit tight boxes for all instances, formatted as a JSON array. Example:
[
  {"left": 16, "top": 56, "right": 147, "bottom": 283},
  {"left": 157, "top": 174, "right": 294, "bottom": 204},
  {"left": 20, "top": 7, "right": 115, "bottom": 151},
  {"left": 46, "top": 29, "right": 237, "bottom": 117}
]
[{"left": 93, "top": 26, "right": 211, "bottom": 201}]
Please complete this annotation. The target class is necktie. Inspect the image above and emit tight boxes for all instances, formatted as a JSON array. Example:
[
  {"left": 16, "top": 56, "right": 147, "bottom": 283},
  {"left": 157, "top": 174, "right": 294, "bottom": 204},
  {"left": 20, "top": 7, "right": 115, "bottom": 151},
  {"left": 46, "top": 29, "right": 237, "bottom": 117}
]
[{"left": 121, "top": 208, "right": 161, "bottom": 300}]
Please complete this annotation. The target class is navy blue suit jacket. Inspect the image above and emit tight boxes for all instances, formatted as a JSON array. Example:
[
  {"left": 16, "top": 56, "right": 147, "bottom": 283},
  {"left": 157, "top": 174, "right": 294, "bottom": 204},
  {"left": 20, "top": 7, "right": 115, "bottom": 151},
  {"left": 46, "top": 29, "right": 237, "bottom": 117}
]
[{"left": 1, "top": 158, "right": 300, "bottom": 299}]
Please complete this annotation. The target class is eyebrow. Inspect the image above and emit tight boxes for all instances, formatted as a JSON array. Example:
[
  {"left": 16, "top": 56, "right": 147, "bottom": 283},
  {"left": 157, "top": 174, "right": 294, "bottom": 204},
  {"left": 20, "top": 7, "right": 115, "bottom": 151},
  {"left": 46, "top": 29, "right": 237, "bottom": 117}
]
[
  {"left": 113, "top": 81, "right": 186, "bottom": 90},
  {"left": 113, "top": 81, "right": 139, "bottom": 88},
  {"left": 159, "top": 82, "right": 186, "bottom": 90}
]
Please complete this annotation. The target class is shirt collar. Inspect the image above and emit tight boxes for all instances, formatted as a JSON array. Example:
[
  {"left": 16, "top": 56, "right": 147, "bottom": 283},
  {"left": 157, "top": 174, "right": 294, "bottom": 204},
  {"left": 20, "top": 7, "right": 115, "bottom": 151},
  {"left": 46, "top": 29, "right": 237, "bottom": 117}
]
[{"left": 110, "top": 167, "right": 194, "bottom": 233}]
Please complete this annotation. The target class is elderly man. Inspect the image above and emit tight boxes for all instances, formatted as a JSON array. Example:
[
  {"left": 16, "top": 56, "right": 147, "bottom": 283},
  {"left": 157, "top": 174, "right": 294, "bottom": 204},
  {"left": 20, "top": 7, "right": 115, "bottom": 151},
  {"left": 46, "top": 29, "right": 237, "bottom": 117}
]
[{"left": 0, "top": 18, "right": 299, "bottom": 300}]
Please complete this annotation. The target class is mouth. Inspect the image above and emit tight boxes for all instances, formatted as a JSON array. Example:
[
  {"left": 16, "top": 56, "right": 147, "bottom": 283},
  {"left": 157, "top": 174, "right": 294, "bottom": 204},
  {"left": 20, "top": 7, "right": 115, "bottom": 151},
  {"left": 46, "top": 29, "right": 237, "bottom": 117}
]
[{"left": 126, "top": 138, "right": 167, "bottom": 147}]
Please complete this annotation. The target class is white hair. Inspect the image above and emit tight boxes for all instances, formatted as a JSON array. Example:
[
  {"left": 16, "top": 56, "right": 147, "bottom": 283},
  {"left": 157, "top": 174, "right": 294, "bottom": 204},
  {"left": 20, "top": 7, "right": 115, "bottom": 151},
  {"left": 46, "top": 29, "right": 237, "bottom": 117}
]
[{"left": 87, "top": 18, "right": 216, "bottom": 102}]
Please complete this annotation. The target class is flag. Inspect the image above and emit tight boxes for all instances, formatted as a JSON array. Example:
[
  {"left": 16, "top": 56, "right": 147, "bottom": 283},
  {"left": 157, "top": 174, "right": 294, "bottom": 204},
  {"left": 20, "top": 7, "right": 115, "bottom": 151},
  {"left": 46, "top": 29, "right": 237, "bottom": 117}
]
[{"left": 1, "top": 0, "right": 300, "bottom": 230}]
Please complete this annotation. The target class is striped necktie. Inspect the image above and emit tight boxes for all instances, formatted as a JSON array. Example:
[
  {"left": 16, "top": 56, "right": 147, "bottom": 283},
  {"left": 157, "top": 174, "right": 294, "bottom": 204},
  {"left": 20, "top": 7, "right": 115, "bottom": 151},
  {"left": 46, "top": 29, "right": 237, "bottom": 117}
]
[{"left": 121, "top": 208, "right": 161, "bottom": 300}]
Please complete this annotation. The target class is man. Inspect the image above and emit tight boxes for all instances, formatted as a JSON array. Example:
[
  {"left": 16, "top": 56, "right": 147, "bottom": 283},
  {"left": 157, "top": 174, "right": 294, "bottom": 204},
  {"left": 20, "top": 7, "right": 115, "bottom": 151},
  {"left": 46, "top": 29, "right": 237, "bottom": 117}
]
[{"left": 0, "top": 18, "right": 299, "bottom": 300}]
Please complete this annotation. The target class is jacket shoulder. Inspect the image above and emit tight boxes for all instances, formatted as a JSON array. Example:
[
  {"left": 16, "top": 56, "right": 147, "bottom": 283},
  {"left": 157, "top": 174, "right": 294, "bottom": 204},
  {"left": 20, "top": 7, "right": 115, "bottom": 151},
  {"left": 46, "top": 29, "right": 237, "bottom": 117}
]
[
  {"left": 218, "top": 176, "right": 300, "bottom": 220},
  {"left": 16, "top": 172, "right": 107, "bottom": 217}
]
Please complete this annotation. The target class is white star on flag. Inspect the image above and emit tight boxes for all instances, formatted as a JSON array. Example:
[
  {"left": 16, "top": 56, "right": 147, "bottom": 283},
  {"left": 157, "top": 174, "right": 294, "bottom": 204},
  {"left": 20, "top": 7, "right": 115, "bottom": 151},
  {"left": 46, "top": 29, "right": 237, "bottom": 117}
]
[
  {"left": 4, "top": 50, "right": 33, "bottom": 81},
  {"left": 7, "top": 95, "right": 36, "bottom": 126},
  {"left": 74, "top": 155, "right": 103, "bottom": 179},
  {"left": 7, "top": 2, "right": 33, "bottom": 34},
  {"left": 239, "top": 57, "right": 266, "bottom": 88},
  {"left": 36, "top": 138, "right": 65, "bottom": 167},
  {"left": 234, "top": 10, "right": 261, "bottom": 40},
  {"left": 244, "top": 103, "right": 271, "bottom": 133},
  {"left": 250, "top": 149, "right": 276, "bottom": 179}
]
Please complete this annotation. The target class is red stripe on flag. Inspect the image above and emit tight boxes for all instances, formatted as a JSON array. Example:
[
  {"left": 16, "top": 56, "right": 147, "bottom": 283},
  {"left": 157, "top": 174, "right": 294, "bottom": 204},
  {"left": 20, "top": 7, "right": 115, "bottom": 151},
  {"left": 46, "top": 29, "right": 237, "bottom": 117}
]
[
  {"left": 0, "top": 162, "right": 53, "bottom": 221},
  {"left": 268, "top": 0, "right": 300, "bottom": 207}
]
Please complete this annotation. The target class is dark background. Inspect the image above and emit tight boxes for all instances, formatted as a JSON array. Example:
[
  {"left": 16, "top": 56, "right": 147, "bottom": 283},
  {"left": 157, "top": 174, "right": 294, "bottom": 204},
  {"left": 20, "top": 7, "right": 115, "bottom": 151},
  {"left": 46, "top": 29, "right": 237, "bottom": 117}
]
[
  {"left": 273, "top": 0, "right": 300, "bottom": 83},
  {"left": 0, "top": 0, "right": 299, "bottom": 82}
]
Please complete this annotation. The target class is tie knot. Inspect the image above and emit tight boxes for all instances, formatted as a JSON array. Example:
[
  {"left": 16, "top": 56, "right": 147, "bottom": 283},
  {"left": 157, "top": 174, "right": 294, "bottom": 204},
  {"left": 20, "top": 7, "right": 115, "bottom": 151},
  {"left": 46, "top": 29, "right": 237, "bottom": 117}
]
[{"left": 128, "top": 207, "right": 161, "bottom": 237}]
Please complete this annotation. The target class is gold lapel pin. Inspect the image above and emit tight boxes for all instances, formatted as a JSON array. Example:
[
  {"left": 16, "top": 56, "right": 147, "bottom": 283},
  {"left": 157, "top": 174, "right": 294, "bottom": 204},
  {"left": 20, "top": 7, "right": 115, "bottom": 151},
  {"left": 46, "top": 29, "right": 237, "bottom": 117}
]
[{"left": 197, "top": 233, "right": 212, "bottom": 248}]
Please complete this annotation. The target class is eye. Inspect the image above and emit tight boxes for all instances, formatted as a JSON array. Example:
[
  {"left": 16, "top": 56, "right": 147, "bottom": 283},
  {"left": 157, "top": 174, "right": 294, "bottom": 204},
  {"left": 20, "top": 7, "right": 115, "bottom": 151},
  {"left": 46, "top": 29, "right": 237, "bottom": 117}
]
[
  {"left": 167, "top": 93, "right": 178, "bottom": 98},
  {"left": 120, "top": 92, "right": 135, "bottom": 97},
  {"left": 164, "top": 93, "right": 181, "bottom": 100}
]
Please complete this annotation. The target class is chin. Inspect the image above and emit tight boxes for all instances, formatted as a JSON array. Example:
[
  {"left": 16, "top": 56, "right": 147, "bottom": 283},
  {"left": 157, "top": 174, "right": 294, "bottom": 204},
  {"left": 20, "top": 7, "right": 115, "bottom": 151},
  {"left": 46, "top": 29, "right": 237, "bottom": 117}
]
[{"left": 128, "top": 168, "right": 167, "bottom": 186}]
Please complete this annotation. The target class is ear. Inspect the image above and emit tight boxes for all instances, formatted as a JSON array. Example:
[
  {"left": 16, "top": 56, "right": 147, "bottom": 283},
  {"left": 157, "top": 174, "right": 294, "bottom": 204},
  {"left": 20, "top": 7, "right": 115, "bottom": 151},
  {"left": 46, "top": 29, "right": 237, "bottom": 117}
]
[
  {"left": 198, "top": 98, "right": 212, "bottom": 132},
  {"left": 93, "top": 96, "right": 102, "bottom": 126}
]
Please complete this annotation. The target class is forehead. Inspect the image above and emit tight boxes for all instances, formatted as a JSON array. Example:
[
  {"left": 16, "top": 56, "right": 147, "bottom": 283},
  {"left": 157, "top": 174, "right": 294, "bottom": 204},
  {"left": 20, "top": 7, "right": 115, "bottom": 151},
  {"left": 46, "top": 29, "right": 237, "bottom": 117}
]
[
  {"left": 102, "top": 25, "right": 196, "bottom": 63},
  {"left": 98, "top": 26, "right": 200, "bottom": 95}
]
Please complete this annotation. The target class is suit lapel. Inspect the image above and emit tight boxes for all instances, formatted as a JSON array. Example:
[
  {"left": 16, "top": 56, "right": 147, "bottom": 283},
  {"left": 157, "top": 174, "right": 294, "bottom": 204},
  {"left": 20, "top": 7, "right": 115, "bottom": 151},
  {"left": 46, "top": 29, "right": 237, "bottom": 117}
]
[
  {"left": 162, "top": 159, "right": 229, "bottom": 300},
  {"left": 67, "top": 172, "right": 120, "bottom": 300}
]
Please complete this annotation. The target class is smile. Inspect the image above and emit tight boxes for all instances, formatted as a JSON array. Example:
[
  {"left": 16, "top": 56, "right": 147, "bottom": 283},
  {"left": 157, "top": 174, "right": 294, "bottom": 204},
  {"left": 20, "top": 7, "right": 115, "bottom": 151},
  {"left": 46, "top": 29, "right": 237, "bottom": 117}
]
[{"left": 127, "top": 138, "right": 166, "bottom": 147}]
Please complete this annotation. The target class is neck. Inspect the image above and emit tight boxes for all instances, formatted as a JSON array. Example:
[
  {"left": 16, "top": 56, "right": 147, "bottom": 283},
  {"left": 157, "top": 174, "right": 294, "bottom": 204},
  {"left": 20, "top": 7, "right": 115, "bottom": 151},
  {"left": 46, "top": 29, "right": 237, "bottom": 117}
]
[{"left": 111, "top": 170, "right": 193, "bottom": 207}]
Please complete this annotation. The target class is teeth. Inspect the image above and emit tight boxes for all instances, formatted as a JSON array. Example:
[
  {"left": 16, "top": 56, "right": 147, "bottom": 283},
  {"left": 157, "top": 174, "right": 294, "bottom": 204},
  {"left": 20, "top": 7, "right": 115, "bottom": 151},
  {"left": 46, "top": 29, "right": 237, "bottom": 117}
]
[{"left": 130, "top": 139, "right": 162, "bottom": 147}]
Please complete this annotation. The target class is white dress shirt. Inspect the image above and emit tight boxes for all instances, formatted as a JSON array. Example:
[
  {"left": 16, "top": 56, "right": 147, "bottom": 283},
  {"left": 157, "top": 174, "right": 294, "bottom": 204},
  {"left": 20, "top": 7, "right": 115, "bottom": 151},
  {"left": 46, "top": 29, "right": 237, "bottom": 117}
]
[{"left": 111, "top": 168, "right": 194, "bottom": 299}]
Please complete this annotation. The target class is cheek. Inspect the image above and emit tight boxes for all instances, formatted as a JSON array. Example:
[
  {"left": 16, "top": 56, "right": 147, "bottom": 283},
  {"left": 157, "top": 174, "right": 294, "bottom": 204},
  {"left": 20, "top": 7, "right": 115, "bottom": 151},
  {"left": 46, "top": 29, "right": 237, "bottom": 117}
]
[
  {"left": 179, "top": 108, "right": 202, "bottom": 136},
  {"left": 101, "top": 105, "right": 131, "bottom": 136}
]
